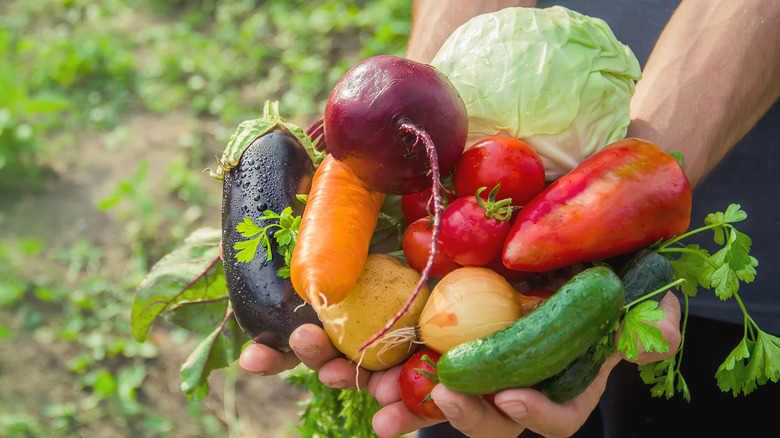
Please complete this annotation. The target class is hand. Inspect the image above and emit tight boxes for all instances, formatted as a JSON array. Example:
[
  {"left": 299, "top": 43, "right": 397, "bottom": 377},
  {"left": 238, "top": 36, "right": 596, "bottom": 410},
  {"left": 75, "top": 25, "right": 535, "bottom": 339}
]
[
  {"left": 238, "top": 323, "right": 376, "bottom": 389},
  {"left": 368, "top": 354, "right": 622, "bottom": 438},
  {"left": 238, "top": 293, "right": 681, "bottom": 438},
  {"left": 368, "top": 291, "right": 682, "bottom": 438}
]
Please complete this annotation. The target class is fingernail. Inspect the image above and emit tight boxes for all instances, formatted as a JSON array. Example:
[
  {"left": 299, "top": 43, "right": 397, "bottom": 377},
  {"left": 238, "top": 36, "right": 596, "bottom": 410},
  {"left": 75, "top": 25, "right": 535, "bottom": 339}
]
[
  {"left": 293, "top": 344, "right": 320, "bottom": 359},
  {"left": 498, "top": 400, "right": 528, "bottom": 418},
  {"left": 331, "top": 380, "right": 350, "bottom": 389},
  {"left": 290, "top": 328, "right": 319, "bottom": 358},
  {"left": 436, "top": 402, "right": 461, "bottom": 419}
]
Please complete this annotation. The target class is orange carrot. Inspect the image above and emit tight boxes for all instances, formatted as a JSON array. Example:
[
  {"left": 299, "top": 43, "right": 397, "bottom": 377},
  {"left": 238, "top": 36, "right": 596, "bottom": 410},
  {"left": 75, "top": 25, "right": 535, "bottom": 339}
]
[{"left": 290, "top": 154, "right": 385, "bottom": 308}]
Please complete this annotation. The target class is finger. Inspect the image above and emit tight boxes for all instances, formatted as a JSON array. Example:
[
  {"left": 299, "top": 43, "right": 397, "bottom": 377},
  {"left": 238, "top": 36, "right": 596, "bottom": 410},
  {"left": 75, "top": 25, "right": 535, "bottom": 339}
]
[
  {"left": 238, "top": 343, "right": 300, "bottom": 376},
  {"left": 431, "top": 385, "right": 525, "bottom": 438},
  {"left": 318, "top": 357, "right": 372, "bottom": 390},
  {"left": 635, "top": 291, "right": 682, "bottom": 365},
  {"left": 372, "top": 401, "right": 440, "bottom": 438},
  {"left": 494, "top": 354, "right": 622, "bottom": 438},
  {"left": 289, "top": 323, "right": 341, "bottom": 371},
  {"left": 368, "top": 366, "right": 403, "bottom": 405}
]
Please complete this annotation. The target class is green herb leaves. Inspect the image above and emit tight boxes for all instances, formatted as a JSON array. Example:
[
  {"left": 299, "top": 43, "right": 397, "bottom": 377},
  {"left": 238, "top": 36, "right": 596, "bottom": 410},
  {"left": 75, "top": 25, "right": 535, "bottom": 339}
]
[
  {"left": 716, "top": 329, "right": 780, "bottom": 396},
  {"left": 631, "top": 203, "right": 778, "bottom": 399},
  {"left": 655, "top": 203, "right": 758, "bottom": 300},
  {"left": 233, "top": 207, "right": 301, "bottom": 277},
  {"left": 285, "top": 366, "right": 381, "bottom": 438},
  {"left": 618, "top": 300, "right": 669, "bottom": 362}
]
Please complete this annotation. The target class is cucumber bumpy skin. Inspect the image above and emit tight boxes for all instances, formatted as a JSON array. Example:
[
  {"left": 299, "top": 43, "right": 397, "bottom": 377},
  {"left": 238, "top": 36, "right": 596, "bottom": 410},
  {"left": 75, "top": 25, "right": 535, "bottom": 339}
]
[
  {"left": 537, "top": 249, "right": 676, "bottom": 402},
  {"left": 437, "top": 266, "right": 625, "bottom": 395},
  {"left": 221, "top": 129, "right": 321, "bottom": 351}
]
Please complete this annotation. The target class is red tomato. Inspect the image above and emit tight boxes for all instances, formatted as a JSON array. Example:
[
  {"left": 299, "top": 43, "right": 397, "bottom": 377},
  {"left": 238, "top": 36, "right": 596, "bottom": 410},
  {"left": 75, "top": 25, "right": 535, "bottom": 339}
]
[
  {"left": 402, "top": 217, "right": 461, "bottom": 278},
  {"left": 399, "top": 349, "right": 445, "bottom": 420},
  {"left": 439, "top": 191, "right": 513, "bottom": 267},
  {"left": 401, "top": 186, "right": 455, "bottom": 224},
  {"left": 454, "top": 137, "right": 545, "bottom": 206}
]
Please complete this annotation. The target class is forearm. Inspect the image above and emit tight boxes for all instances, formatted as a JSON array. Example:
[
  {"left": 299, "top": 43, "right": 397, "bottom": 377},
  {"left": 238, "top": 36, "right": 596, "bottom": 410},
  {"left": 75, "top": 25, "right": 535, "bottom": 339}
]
[
  {"left": 405, "top": 0, "right": 536, "bottom": 63},
  {"left": 627, "top": 0, "right": 780, "bottom": 187}
]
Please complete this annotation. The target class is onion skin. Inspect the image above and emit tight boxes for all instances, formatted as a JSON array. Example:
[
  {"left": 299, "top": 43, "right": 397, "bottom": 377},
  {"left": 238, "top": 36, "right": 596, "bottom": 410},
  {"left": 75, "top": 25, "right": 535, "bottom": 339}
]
[{"left": 417, "top": 267, "right": 543, "bottom": 354}]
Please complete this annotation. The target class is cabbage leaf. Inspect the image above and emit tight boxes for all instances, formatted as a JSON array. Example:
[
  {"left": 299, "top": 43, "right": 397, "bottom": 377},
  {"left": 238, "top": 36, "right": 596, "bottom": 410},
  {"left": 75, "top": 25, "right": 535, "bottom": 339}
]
[{"left": 431, "top": 6, "right": 641, "bottom": 181}]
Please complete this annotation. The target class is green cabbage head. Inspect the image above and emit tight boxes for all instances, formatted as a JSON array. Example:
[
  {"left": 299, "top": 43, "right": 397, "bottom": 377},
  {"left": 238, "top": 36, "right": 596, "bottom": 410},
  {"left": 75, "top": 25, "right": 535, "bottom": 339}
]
[{"left": 431, "top": 6, "right": 641, "bottom": 181}]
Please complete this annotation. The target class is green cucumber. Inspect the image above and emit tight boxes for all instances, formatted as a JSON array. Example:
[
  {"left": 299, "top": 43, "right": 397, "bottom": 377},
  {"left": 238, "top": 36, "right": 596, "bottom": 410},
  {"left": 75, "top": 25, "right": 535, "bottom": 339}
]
[
  {"left": 538, "top": 346, "right": 605, "bottom": 403},
  {"left": 619, "top": 248, "right": 675, "bottom": 303},
  {"left": 536, "top": 249, "right": 676, "bottom": 402},
  {"left": 437, "top": 266, "right": 625, "bottom": 395}
]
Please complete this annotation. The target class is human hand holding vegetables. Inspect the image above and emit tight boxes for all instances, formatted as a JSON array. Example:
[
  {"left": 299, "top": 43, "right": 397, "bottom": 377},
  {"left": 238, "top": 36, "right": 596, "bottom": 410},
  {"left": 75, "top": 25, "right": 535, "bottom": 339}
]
[
  {"left": 238, "top": 287, "right": 679, "bottom": 438},
  {"left": 361, "top": 291, "right": 681, "bottom": 438}
]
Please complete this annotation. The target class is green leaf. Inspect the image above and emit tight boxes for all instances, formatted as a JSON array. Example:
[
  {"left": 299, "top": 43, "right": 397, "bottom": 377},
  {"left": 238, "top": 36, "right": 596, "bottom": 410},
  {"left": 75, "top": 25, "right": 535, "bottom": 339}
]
[
  {"left": 710, "top": 262, "right": 739, "bottom": 300},
  {"left": 131, "top": 227, "right": 226, "bottom": 342},
  {"left": 716, "top": 330, "right": 780, "bottom": 396},
  {"left": 236, "top": 216, "right": 263, "bottom": 237},
  {"left": 285, "top": 366, "right": 381, "bottom": 437},
  {"left": 670, "top": 244, "right": 712, "bottom": 296},
  {"left": 371, "top": 195, "right": 405, "bottom": 250},
  {"left": 667, "top": 150, "right": 684, "bottom": 167},
  {"left": 233, "top": 237, "right": 263, "bottom": 263},
  {"left": 638, "top": 355, "right": 690, "bottom": 401},
  {"left": 210, "top": 101, "right": 317, "bottom": 180},
  {"left": 275, "top": 228, "right": 293, "bottom": 246},
  {"left": 715, "top": 336, "right": 752, "bottom": 396},
  {"left": 233, "top": 208, "right": 301, "bottom": 275},
  {"left": 180, "top": 311, "right": 248, "bottom": 401},
  {"left": 723, "top": 203, "right": 748, "bottom": 223},
  {"left": 617, "top": 301, "right": 669, "bottom": 361},
  {"left": 165, "top": 299, "right": 229, "bottom": 335}
]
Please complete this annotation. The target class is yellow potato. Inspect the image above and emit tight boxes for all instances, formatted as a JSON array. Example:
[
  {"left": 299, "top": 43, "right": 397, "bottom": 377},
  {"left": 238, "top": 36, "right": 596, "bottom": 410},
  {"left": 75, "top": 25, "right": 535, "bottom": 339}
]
[{"left": 317, "top": 253, "right": 429, "bottom": 371}]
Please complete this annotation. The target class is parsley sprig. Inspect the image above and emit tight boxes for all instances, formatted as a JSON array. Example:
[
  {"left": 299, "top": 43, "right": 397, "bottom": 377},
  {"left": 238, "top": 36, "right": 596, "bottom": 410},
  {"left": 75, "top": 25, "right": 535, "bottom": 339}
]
[
  {"left": 284, "top": 366, "right": 381, "bottom": 438},
  {"left": 232, "top": 206, "right": 301, "bottom": 277},
  {"left": 614, "top": 204, "right": 779, "bottom": 400}
]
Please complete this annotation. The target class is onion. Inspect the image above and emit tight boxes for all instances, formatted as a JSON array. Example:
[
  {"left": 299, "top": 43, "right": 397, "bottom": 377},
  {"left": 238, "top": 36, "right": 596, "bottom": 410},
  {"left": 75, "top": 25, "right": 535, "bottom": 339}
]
[{"left": 418, "top": 267, "right": 543, "bottom": 353}]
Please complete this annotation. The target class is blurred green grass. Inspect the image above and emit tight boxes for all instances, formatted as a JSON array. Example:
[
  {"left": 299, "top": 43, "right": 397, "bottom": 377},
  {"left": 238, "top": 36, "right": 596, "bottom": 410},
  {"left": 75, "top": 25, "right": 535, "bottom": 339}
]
[{"left": 0, "top": 1, "right": 410, "bottom": 436}]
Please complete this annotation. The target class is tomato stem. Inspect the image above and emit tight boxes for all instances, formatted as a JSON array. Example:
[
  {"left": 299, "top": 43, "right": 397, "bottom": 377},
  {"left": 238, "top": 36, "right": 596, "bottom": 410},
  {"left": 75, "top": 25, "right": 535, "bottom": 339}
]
[{"left": 475, "top": 184, "right": 514, "bottom": 221}]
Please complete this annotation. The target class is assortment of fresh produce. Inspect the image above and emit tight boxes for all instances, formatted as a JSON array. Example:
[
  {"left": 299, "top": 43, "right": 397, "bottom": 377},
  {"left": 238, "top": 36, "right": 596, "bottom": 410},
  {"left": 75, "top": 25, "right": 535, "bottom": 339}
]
[
  {"left": 437, "top": 267, "right": 626, "bottom": 395},
  {"left": 130, "top": 5, "right": 777, "bottom": 436}
]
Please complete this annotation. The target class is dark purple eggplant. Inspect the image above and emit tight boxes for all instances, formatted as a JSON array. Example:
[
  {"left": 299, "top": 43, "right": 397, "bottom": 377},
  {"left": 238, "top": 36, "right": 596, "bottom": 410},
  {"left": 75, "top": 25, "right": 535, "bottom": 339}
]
[{"left": 221, "top": 127, "right": 321, "bottom": 351}]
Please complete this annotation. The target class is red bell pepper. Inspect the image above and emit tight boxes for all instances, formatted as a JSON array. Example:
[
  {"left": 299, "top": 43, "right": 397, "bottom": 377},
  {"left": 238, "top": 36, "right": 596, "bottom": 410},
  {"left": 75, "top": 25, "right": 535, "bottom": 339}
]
[{"left": 502, "top": 138, "right": 692, "bottom": 272}]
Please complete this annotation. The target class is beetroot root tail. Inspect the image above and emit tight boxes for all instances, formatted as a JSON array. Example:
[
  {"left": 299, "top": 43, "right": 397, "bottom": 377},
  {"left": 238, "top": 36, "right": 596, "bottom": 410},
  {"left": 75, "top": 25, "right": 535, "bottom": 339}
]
[{"left": 358, "top": 119, "right": 443, "bottom": 352}]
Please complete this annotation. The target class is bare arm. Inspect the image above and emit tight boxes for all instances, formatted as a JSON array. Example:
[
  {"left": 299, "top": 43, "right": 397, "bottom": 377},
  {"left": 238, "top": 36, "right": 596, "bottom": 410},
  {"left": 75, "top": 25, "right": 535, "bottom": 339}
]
[
  {"left": 627, "top": 0, "right": 780, "bottom": 187},
  {"left": 405, "top": 0, "right": 536, "bottom": 63}
]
